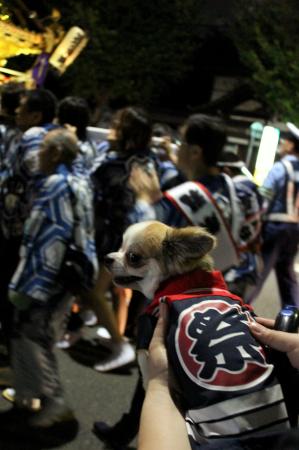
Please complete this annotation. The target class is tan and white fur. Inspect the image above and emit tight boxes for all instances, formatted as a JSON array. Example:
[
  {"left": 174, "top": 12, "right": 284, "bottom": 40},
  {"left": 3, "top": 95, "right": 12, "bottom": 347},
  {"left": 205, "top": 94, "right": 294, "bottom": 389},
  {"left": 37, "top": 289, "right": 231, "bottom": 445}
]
[{"left": 104, "top": 221, "right": 216, "bottom": 299}]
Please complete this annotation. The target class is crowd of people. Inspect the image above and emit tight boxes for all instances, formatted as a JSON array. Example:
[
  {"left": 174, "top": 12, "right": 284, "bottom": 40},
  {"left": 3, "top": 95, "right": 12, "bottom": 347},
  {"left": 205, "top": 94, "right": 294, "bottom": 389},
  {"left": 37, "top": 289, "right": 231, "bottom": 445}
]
[{"left": 0, "top": 82, "right": 298, "bottom": 448}]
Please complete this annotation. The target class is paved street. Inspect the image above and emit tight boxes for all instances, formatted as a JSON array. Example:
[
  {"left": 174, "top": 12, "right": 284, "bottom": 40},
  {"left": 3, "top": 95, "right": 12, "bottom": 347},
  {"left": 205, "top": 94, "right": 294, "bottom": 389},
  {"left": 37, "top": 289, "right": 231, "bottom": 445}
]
[
  {"left": 0, "top": 264, "right": 297, "bottom": 450},
  {"left": 0, "top": 318, "right": 139, "bottom": 450}
]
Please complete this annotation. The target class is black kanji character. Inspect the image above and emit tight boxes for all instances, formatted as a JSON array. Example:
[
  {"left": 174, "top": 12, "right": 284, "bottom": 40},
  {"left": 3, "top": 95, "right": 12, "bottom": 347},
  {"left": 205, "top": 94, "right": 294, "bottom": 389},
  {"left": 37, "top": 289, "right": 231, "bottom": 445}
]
[
  {"left": 202, "top": 213, "right": 220, "bottom": 235},
  {"left": 187, "top": 308, "right": 264, "bottom": 379},
  {"left": 180, "top": 189, "right": 206, "bottom": 212}
]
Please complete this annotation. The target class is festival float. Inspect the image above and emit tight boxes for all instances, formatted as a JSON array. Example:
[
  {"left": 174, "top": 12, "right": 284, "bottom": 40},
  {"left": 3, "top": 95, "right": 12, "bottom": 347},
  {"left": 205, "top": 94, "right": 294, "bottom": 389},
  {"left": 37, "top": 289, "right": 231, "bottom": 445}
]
[{"left": 0, "top": 1, "right": 88, "bottom": 87}]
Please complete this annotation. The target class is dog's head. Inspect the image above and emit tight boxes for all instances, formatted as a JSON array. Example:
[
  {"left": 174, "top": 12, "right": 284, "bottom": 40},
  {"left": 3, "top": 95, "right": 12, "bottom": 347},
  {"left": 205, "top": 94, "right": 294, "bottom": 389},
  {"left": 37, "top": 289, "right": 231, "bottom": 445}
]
[{"left": 104, "top": 221, "right": 216, "bottom": 298}]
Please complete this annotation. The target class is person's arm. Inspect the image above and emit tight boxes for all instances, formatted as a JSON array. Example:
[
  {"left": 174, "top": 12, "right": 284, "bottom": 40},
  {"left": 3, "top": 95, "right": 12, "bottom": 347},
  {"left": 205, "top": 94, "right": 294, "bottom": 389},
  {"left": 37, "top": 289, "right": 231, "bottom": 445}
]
[
  {"left": 138, "top": 302, "right": 191, "bottom": 450},
  {"left": 128, "top": 163, "right": 188, "bottom": 227},
  {"left": 128, "top": 163, "right": 164, "bottom": 223},
  {"left": 129, "top": 163, "right": 163, "bottom": 204},
  {"left": 248, "top": 317, "right": 299, "bottom": 369}
]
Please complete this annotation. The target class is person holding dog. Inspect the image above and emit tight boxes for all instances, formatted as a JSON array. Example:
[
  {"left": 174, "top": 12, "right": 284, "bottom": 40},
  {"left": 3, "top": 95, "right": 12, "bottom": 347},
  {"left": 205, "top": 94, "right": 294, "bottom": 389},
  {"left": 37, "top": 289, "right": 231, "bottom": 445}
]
[
  {"left": 139, "top": 304, "right": 299, "bottom": 450},
  {"left": 138, "top": 300, "right": 191, "bottom": 450}
]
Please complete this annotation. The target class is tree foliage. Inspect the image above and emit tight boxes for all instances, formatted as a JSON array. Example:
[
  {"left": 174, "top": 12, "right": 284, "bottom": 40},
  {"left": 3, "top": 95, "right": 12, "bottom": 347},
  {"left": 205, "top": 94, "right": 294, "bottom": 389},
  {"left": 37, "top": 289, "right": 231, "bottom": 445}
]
[
  {"left": 46, "top": 0, "right": 205, "bottom": 107},
  {"left": 229, "top": 0, "right": 299, "bottom": 122}
]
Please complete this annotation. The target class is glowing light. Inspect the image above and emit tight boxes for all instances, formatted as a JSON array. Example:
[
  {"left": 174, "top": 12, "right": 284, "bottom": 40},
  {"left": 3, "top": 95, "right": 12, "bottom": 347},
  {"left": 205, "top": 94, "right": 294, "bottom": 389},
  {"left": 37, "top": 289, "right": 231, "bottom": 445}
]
[
  {"left": 49, "top": 27, "right": 88, "bottom": 74},
  {"left": 253, "top": 126, "right": 280, "bottom": 186}
]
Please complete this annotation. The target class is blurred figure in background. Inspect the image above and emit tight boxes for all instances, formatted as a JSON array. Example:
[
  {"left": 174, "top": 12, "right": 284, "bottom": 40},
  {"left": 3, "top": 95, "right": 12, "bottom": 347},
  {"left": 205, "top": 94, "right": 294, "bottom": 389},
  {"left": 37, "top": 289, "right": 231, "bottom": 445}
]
[
  {"left": 56, "top": 96, "right": 99, "bottom": 343},
  {"left": 89, "top": 106, "right": 177, "bottom": 372},
  {"left": 0, "top": 88, "right": 57, "bottom": 371},
  {"left": 57, "top": 96, "right": 97, "bottom": 177},
  {"left": 248, "top": 122, "right": 299, "bottom": 307},
  {"left": 0, "top": 128, "right": 97, "bottom": 433},
  {"left": 0, "top": 83, "right": 24, "bottom": 365},
  {"left": 130, "top": 114, "right": 262, "bottom": 298},
  {"left": 217, "top": 150, "right": 254, "bottom": 181},
  {"left": 217, "top": 151, "right": 263, "bottom": 300}
]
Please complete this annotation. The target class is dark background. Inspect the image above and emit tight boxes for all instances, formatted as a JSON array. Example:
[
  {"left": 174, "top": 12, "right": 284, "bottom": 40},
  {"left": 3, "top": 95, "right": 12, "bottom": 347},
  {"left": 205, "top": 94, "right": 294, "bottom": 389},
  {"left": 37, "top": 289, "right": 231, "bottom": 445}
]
[{"left": 3, "top": 1, "right": 299, "bottom": 124}]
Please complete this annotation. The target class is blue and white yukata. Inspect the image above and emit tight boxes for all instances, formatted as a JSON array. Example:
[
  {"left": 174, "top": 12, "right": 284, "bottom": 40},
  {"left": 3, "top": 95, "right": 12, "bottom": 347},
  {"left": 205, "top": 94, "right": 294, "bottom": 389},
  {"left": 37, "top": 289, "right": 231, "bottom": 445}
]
[
  {"left": 9, "top": 164, "right": 98, "bottom": 404},
  {"left": 71, "top": 139, "right": 98, "bottom": 178},
  {"left": 0, "top": 124, "right": 56, "bottom": 343},
  {"left": 0, "top": 124, "right": 57, "bottom": 239}
]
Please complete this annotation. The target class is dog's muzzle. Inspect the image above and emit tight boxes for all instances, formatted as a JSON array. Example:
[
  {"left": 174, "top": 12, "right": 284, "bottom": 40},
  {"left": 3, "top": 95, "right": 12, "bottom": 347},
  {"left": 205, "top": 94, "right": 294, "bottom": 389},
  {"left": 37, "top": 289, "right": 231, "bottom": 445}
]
[{"left": 114, "top": 275, "right": 143, "bottom": 285}]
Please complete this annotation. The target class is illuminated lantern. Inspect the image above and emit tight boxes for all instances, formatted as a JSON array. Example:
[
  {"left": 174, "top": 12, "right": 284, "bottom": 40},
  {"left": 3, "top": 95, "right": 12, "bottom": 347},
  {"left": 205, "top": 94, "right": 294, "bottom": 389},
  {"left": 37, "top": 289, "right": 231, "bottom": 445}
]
[{"left": 49, "top": 26, "right": 88, "bottom": 74}]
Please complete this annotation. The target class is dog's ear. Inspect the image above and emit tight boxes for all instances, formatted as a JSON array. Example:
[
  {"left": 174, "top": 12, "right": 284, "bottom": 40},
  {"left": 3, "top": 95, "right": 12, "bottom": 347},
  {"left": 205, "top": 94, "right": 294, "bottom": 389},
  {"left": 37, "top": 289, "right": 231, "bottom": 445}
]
[{"left": 162, "top": 226, "right": 216, "bottom": 263}]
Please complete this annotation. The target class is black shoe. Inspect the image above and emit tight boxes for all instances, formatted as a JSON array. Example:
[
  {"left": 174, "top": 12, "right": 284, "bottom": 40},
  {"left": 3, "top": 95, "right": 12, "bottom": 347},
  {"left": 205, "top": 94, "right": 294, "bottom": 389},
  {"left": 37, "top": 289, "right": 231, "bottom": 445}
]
[
  {"left": 28, "top": 397, "right": 76, "bottom": 428},
  {"left": 93, "top": 421, "right": 128, "bottom": 450},
  {"left": 0, "top": 405, "right": 34, "bottom": 432},
  {"left": 0, "top": 403, "right": 79, "bottom": 445}
]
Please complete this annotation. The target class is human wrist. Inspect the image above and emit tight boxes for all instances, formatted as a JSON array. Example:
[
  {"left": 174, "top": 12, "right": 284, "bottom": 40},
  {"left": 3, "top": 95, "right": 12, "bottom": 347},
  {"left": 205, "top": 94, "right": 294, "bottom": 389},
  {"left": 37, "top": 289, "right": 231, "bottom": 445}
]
[
  {"left": 147, "top": 377, "right": 169, "bottom": 392},
  {"left": 137, "top": 190, "right": 162, "bottom": 204},
  {"left": 151, "top": 190, "right": 163, "bottom": 203}
]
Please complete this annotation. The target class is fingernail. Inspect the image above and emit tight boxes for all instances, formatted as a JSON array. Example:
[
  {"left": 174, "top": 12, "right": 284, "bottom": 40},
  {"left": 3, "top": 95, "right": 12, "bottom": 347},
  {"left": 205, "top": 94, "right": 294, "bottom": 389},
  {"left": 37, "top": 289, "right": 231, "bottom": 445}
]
[{"left": 159, "top": 300, "right": 167, "bottom": 319}]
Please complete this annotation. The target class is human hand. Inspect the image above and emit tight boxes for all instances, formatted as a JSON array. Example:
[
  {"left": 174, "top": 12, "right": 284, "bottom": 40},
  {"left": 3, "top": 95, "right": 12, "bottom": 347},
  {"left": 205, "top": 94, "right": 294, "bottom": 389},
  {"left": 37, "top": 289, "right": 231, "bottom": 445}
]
[
  {"left": 63, "top": 123, "right": 78, "bottom": 139},
  {"left": 129, "top": 162, "right": 162, "bottom": 204},
  {"left": 152, "top": 137, "right": 178, "bottom": 164},
  {"left": 139, "top": 301, "right": 191, "bottom": 450},
  {"left": 248, "top": 317, "right": 299, "bottom": 369}
]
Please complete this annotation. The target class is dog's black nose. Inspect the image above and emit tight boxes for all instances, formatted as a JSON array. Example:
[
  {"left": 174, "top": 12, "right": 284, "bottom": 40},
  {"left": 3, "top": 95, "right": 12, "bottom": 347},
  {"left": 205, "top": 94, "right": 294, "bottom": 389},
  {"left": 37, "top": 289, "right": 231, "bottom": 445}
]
[{"left": 104, "top": 255, "right": 114, "bottom": 268}]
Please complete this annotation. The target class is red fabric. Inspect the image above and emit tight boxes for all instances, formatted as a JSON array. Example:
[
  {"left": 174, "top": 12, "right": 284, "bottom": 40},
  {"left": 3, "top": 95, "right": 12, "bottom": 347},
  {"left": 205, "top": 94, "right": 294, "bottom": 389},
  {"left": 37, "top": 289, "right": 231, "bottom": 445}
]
[{"left": 146, "top": 268, "right": 252, "bottom": 315}]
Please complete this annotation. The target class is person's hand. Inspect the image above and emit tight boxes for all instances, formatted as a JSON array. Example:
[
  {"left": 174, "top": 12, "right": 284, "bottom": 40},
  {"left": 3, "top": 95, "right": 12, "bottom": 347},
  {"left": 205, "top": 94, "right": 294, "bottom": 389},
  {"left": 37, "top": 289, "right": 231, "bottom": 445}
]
[
  {"left": 129, "top": 162, "right": 163, "bottom": 204},
  {"left": 155, "top": 137, "right": 178, "bottom": 165},
  {"left": 248, "top": 317, "right": 299, "bottom": 369},
  {"left": 147, "top": 301, "right": 169, "bottom": 387},
  {"left": 63, "top": 123, "right": 78, "bottom": 139},
  {"left": 139, "top": 301, "right": 191, "bottom": 450}
]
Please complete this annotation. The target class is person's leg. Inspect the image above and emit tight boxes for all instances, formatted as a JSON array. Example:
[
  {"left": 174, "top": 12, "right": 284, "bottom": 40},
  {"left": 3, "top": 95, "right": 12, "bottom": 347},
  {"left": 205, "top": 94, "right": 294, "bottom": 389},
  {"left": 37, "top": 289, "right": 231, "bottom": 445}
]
[
  {"left": 82, "top": 267, "right": 122, "bottom": 341},
  {"left": 53, "top": 296, "right": 82, "bottom": 349},
  {"left": 93, "top": 374, "right": 145, "bottom": 446},
  {"left": 113, "top": 287, "right": 132, "bottom": 336},
  {"left": 82, "top": 267, "right": 135, "bottom": 371},
  {"left": 0, "top": 235, "right": 21, "bottom": 360},
  {"left": 11, "top": 296, "right": 75, "bottom": 426},
  {"left": 274, "top": 229, "right": 299, "bottom": 308},
  {"left": 246, "top": 236, "right": 281, "bottom": 304}
]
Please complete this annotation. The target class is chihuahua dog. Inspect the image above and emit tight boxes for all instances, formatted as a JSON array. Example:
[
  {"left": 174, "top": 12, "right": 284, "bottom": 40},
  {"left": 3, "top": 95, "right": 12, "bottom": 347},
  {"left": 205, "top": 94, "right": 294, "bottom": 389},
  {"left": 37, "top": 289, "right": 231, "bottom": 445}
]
[
  {"left": 105, "top": 221, "right": 290, "bottom": 445},
  {"left": 104, "top": 220, "right": 216, "bottom": 299}
]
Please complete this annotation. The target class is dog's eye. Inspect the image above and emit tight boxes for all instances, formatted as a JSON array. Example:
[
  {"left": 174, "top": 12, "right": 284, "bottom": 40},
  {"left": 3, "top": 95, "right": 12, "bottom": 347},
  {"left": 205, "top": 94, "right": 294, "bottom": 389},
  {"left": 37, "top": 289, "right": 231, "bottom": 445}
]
[{"left": 127, "top": 252, "right": 142, "bottom": 266}]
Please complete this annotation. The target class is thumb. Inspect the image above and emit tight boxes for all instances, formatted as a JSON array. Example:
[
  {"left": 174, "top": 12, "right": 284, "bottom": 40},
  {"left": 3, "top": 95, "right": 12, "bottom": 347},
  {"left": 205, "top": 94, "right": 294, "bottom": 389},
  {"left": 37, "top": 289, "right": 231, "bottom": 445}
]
[
  {"left": 152, "top": 301, "right": 168, "bottom": 342},
  {"left": 248, "top": 321, "right": 299, "bottom": 353}
]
